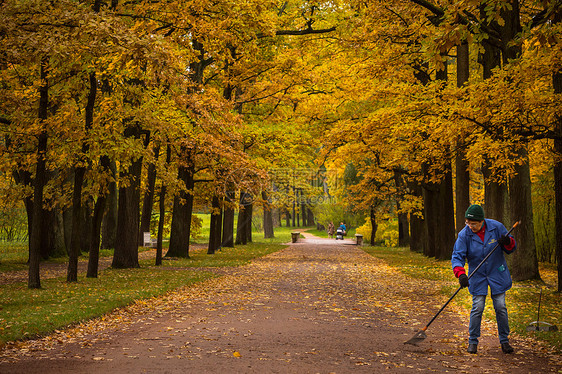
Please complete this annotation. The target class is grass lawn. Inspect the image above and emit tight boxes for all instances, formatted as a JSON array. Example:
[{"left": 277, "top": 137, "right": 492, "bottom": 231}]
[
  {"left": 0, "top": 242, "right": 28, "bottom": 273},
  {"left": 362, "top": 245, "right": 561, "bottom": 353}
]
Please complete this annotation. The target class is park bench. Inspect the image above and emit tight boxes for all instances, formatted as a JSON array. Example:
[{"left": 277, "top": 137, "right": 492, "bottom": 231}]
[
  {"left": 291, "top": 232, "right": 300, "bottom": 243},
  {"left": 355, "top": 234, "right": 363, "bottom": 246},
  {"left": 143, "top": 232, "right": 157, "bottom": 248}
]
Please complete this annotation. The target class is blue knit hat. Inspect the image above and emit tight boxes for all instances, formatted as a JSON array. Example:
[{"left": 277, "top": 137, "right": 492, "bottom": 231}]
[{"left": 465, "top": 204, "right": 485, "bottom": 221}]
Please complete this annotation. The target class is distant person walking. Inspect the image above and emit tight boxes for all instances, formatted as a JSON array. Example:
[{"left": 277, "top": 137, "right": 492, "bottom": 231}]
[
  {"left": 451, "top": 204, "right": 516, "bottom": 355},
  {"left": 327, "top": 222, "right": 335, "bottom": 239}
]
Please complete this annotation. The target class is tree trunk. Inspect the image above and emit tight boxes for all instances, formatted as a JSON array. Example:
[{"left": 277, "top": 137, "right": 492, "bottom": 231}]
[
  {"left": 482, "top": 159, "right": 508, "bottom": 222},
  {"left": 409, "top": 51, "right": 430, "bottom": 255},
  {"left": 235, "top": 196, "right": 247, "bottom": 244},
  {"left": 67, "top": 167, "right": 86, "bottom": 282},
  {"left": 86, "top": 195, "right": 105, "bottom": 278},
  {"left": 208, "top": 195, "right": 222, "bottom": 254},
  {"left": 28, "top": 60, "right": 49, "bottom": 289},
  {"left": 557, "top": 138, "right": 562, "bottom": 291},
  {"left": 112, "top": 127, "right": 143, "bottom": 268},
  {"left": 300, "top": 190, "right": 306, "bottom": 226},
  {"left": 236, "top": 191, "right": 252, "bottom": 245},
  {"left": 156, "top": 185, "right": 166, "bottom": 266},
  {"left": 393, "top": 169, "right": 410, "bottom": 247},
  {"left": 39, "top": 180, "right": 56, "bottom": 259},
  {"left": 217, "top": 204, "right": 223, "bottom": 250},
  {"left": 221, "top": 188, "right": 235, "bottom": 248},
  {"left": 139, "top": 145, "right": 159, "bottom": 245},
  {"left": 307, "top": 208, "right": 314, "bottom": 230},
  {"left": 101, "top": 160, "right": 118, "bottom": 249},
  {"left": 433, "top": 55, "right": 455, "bottom": 260},
  {"left": 52, "top": 208, "right": 67, "bottom": 257},
  {"left": 24, "top": 194, "right": 32, "bottom": 246},
  {"left": 397, "top": 211, "right": 410, "bottom": 247},
  {"left": 81, "top": 197, "right": 94, "bottom": 253},
  {"left": 457, "top": 41, "right": 469, "bottom": 88},
  {"left": 71, "top": 72, "right": 94, "bottom": 278},
  {"left": 87, "top": 155, "right": 111, "bottom": 278},
  {"left": 262, "top": 191, "right": 274, "bottom": 239},
  {"left": 498, "top": 0, "right": 521, "bottom": 64},
  {"left": 422, "top": 186, "right": 438, "bottom": 258},
  {"left": 100, "top": 74, "right": 117, "bottom": 251},
  {"left": 409, "top": 212, "right": 425, "bottom": 253},
  {"left": 29, "top": 132, "right": 47, "bottom": 288},
  {"left": 507, "top": 147, "right": 540, "bottom": 281},
  {"left": 421, "top": 163, "right": 455, "bottom": 259},
  {"left": 479, "top": 3, "right": 501, "bottom": 81},
  {"left": 156, "top": 144, "right": 171, "bottom": 266},
  {"left": 455, "top": 150, "right": 470, "bottom": 233},
  {"left": 370, "top": 206, "right": 377, "bottom": 246},
  {"left": 166, "top": 161, "right": 195, "bottom": 258},
  {"left": 75, "top": 71, "right": 96, "bottom": 259},
  {"left": 437, "top": 161, "right": 456, "bottom": 260},
  {"left": 292, "top": 187, "right": 296, "bottom": 227},
  {"left": 478, "top": 3, "right": 507, "bottom": 223},
  {"left": 456, "top": 41, "right": 471, "bottom": 234},
  {"left": 273, "top": 208, "right": 280, "bottom": 227},
  {"left": 408, "top": 180, "right": 425, "bottom": 253},
  {"left": 422, "top": 164, "right": 439, "bottom": 258},
  {"left": 497, "top": 1, "right": 539, "bottom": 281},
  {"left": 553, "top": 64, "right": 562, "bottom": 291},
  {"left": 41, "top": 207, "right": 65, "bottom": 258},
  {"left": 246, "top": 201, "right": 253, "bottom": 243},
  {"left": 62, "top": 206, "right": 72, "bottom": 254}
]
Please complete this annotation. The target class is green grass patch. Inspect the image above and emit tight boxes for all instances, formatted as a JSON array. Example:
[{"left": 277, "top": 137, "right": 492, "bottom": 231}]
[
  {"left": 250, "top": 225, "right": 295, "bottom": 245},
  {"left": 306, "top": 228, "right": 328, "bottom": 238},
  {"left": 0, "top": 238, "right": 288, "bottom": 346},
  {"left": 0, "top": 268, "right": 215, "bottom": 345},
  {"left": 0, "top": 244, "right": 156, "bottom": 273},
  {"left": 362, "top": 245, "right": 562, "bottom": 352},
  {"left": 362, "top": 245, "right": 451, "bottom": 282},
  {"left": 0, "top": 242, "right": 28, "bottom": 272}
]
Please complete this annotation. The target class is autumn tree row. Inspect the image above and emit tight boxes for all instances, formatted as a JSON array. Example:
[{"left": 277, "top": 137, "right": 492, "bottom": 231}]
[
  {"left": 0, "top": 0, "right": 333, "bottom": 288},
  {"left": 1, "top": 0, "right": 561, "bottom": 292},
  {"left": 289, "top": 0, "right": 561, "bottom": 290}
]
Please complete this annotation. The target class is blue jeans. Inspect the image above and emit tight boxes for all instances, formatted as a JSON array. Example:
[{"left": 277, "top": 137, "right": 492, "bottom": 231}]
[{"left": 468, "top": 293, "right": 510, "bottom": 345}]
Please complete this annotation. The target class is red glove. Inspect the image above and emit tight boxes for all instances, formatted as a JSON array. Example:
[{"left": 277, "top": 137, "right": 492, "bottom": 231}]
[{"left": 453, "top": 266, "right": 466, "bottom": 278}]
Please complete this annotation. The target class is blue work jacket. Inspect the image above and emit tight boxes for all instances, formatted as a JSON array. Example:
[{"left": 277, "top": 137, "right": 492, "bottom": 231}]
[{"left": 451, "top": 219, "right": 516, "bottom": 296}]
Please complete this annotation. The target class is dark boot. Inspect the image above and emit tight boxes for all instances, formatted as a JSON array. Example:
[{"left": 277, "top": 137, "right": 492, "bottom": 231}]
[
  {"left": 467, "top": 344, "right": 477, "bottom": 354},
  {"left": 501, "top": 342, "right": 514, "bottom": 354}
]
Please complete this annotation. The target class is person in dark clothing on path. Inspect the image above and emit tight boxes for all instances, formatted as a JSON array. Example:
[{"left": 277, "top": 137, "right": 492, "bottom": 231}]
[{"left": 451, "top": 204, "right": 516, "bottom": 355}]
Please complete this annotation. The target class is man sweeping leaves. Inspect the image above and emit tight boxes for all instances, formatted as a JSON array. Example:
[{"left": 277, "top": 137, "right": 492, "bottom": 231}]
[{"left": 451, "top": 204, "right": 516, "bottom": 354}]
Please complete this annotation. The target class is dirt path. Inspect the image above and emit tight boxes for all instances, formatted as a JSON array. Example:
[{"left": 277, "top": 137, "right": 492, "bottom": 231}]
[{"left": 0, "top": 235, "right": 560, "bottom": 373}]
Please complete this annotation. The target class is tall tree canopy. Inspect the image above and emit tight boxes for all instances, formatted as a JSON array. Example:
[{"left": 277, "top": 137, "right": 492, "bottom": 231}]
[{"left": 0, "top": 0, "right": 560, "bottom": 290}]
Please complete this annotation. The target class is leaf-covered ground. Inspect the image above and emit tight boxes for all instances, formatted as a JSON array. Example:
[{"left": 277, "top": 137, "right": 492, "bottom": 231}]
[{"left": 0, "top": 234, "right": 560, "bottom": 373}]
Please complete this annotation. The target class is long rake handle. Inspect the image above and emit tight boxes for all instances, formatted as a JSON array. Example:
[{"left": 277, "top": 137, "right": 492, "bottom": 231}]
[{"left": 420, "top": 221, "right": 520, "bottom": 332}]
